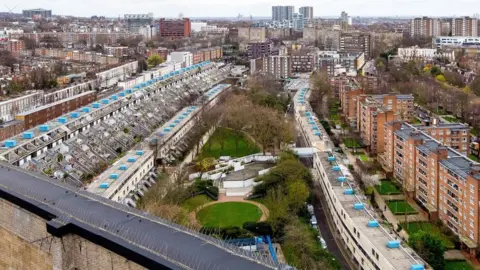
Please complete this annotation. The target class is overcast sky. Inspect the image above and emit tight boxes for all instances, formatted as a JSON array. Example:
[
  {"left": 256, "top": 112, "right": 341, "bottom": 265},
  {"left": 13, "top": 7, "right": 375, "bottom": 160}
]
[{"left": 5, "top": 0, "right": 480, "bottom": 18}]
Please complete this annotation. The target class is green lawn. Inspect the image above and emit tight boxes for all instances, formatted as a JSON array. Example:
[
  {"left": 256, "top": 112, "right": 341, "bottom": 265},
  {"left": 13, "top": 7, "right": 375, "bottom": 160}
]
[
  {"left": 411, "top": 117, "right": 422, "bottom": 124},
  {"left": 376, "top": 180, "right": 401, "bottom": 195},
  {"left": 444, "top": 260, "right": 474, "bottom": 270},
  {"left": 402, "top": 222, "right": 455, "bottom": 249},
  {"left": 386, "top": 200, "right": 418, "bottom": 215},
  {"left": 443, "top": 116, "right": 459, "bottom": 123},
  {"left": 182, "top": 195, "right": 213, "bottom": 212},
  {"left": 343, "top": 138, "right": 362, "bottom": 148},
  {"left": 359, "top": 153, "right": 369, "bottom": 162},
  {"left": 329, "top": 113, "right": 340, "bottom": 121},
  {"left": 201, "top": 128, "right": 259, "bottom": 159},
  {"left": 469, "top": 154, "right": 479, "bottom": 162},
  {"left": 196, "top": 202, "right": 262, "bottom": 228}
]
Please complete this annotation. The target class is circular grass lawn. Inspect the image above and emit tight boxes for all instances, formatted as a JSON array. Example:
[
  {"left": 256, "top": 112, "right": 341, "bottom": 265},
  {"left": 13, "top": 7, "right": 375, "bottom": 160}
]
[{"left": 196, "top": 202, "right": 262, "bottom": 228}]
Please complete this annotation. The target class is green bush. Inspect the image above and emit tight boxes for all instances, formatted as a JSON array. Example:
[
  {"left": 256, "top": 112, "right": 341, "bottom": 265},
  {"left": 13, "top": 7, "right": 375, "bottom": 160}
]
[{"left": 243, "top": 221, "right": 273, "bottom": 236}]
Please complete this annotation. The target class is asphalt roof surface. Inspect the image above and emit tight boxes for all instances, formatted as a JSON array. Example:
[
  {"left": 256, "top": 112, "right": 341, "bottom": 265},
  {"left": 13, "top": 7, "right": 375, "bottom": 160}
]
[{"left": 0, "top": 163, "right": 279, "bottom": 270}]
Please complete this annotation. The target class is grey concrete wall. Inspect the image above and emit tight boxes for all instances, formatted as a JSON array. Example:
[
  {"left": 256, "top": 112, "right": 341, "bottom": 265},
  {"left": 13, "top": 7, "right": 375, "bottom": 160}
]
[{"left": 0, "top": 197, "right": 145, "bottom": 270}]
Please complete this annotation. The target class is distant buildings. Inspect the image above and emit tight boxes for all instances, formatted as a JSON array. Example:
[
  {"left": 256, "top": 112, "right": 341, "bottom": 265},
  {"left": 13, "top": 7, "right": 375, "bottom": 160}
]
[
  {"left": 238, "top": 27, "right": 266, "bottom": 43},
  {"left": 272, "top": 6, "right": 294, "bottom": 21},
  {"left": 291, "top": 50, "right": 316, "bottom": 73},
  {"left": 158, "top": 18, "right": 192, "bottom": 39},
  {"left": 262, "top": 55, "right": 291, "bottom": 79},
  {"left": 302, "top": 28, "right": 340, "bottom": 50},
  {"left": 22, "top": 9, "right": 52, "bottom": 19},
  {"left": 433, "top": 36, "right": 480, "bottom": 48},
  {"left": 451, "top": 17, "right": 478, "bottom": 37},
  {"left": 5, "top": 39, "right": 25, "bottom": 56},
  {"left": 339, "top": 32, "right": 372, "bottom": 59},
  {"left": 299, "top": 6, "right": 313, "bottom": 21},
  {"left": 317, "top": 51, "right": 365, "bottom": 77},
  {"left": 247, "top": 41, "right": 272, "bottom": 60},
  {"left": 293, "top": 13, "right": 305, "bottom": 31},
  {"left": 410, "top": 17, "right": 441, "bottom": 37},
  {"left": 124, "top": 14, "right": 154, "bottom": 34},
  {"left": 397, "top": 47, "right": 455, "bottom": 62},
  {"left": 168, "top": 52, "right": 193, "bottom": 67}
]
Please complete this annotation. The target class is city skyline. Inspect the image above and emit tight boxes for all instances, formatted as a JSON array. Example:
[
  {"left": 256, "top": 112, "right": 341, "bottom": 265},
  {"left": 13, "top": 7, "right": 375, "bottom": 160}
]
[{"left": 5, "top": 0, "right": 480, "bottom": 18}]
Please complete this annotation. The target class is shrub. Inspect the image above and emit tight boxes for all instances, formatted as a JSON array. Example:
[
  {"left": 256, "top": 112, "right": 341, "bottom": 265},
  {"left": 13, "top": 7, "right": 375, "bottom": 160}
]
[
  {"left": 243, "top": 221, "right": 273, "bottom": 236},
  {"left": 396, "top": 224, "right": 403, "bottom": 232}
]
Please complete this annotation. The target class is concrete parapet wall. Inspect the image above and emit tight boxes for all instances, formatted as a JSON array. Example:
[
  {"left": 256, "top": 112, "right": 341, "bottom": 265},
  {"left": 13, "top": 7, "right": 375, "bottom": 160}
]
[{"left": 0, "top": 197, "right": 145, "bottom": 270}]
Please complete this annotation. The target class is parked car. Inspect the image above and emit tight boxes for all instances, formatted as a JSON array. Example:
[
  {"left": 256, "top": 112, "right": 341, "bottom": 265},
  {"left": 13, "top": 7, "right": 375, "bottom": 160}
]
[
  {"left": 310, "top": 216, "right": 317, "bottom": 226},
  {"left": 318, "top": 236, "right": 327, "bottom": 249},
  {"left": 307, "top": 204, "right": 314, "bottom": 215}
]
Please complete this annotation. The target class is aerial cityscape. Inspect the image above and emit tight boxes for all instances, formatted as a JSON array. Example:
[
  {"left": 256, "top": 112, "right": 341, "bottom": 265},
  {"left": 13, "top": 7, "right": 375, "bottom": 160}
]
[{"left": 0, "top": 2, "right": 480, "bottom": 270}]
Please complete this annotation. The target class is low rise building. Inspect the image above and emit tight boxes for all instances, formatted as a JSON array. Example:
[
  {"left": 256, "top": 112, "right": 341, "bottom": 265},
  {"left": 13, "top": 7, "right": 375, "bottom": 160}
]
[
  {"left": 0, "top": 91, "right": 45, "bottom": 122},
  {"left": 168, "top": 51, "right": 193, "bottom": 67},
  {"left": 15, "top": 91, "right": 97, "bottom": 130},
  {"left": 87, "top": 149, "right": 154, "bottom": 203},
  {"left": 397, "top": 46, "right": 455, "bottom": 62},
  {"left": 0, "top": 120, "right": 24, "bottom": 141}
]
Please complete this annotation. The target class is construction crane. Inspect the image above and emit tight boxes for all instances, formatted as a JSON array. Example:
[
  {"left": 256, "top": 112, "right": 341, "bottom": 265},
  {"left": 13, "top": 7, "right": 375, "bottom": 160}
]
[{"left": 4, "top": 4, "right": 20, "bottom": 19}]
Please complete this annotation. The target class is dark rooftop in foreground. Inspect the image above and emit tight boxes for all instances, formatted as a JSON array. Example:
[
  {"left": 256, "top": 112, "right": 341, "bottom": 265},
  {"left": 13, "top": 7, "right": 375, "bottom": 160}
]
[{"left": 0, "top": 163, "right": 285, "bottom": 270}]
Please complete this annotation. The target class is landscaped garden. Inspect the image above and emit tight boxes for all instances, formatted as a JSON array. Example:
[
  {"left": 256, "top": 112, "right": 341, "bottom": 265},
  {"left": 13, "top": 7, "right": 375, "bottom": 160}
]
[
  {"left": 444, "top": 260, "right": 474, "bottom": 270},
  {"left": 386, "top": 200, "right": 418, "bottom": 215},
  {"left": 375, "top": 179, "right": 402, "bottom": 195},
  {"left": 196, "top": 202, "right": 262, "bottom": 228},
  {"left": 442, "top": 116, "right": 460, "bottom": 123},
  {"left": 200, "top": 128, "right": 259, "bottom": 159},
  {"left": 402, "top": 221, "right": 455, "bottom": 249},
  {"left": 182, "top": 194, "right": 213, "bottom": 212},
  {"left": 343, "top": 137, "right": 362, "bottom": 148}
]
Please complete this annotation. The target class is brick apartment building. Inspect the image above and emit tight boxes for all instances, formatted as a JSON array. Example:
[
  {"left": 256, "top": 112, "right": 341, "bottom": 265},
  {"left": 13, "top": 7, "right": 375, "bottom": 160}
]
[
  {"left": 353, "top": 94, "right": 414, "bottom": 154},
  {"left": 291, "top": 50, "right": 316, "bottom": 73},
  {"left": 339, "top": 33, "right": 372, "bottom": 59},
  {"left": 247, "top": 41, "right": 272, "bottom": 60},
  {"left": 377, "top": 121, "right": 480, "bottom": 253},
  {"left": 0, "top": 120, "right": 25, "bottom": 141},
  {"left": 357, "top": 75, "right": 378, "bottom": 93},
  {"left": 338, "top": 78, "right": 364, "bottom": 125},
  {"left": 358, "top": 103, "right": 397, "bottom": 154},
  {"left": 6, "top": 39, "right": 25, "bottom": 56},
  {"left": 147, "top": 47, "right": 170, "bottom": 60},
  {"left": 16, "top": 91, "right": 97, "bottom": 130},
  {"left": 380, "top": 121, "right": 471, "bottom": 191},
  {"left": 158, "top": 18, "right": 192, "bottom": 39},
  {"left": 262, "top": 55, "right": 291, "bottom": 79}
]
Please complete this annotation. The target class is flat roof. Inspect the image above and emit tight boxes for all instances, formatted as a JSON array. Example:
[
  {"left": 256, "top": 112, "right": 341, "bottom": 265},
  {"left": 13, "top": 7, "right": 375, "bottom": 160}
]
[
  {"left": 0, "top": 120, "right": 24, "bottom": 128},
  {"left": 0, "top": 91, "right": 43, "bottom": 106},
  {"left": 0, "top": 62, "right": 214, "bottom": 157},
  {"left": 0, "top": 163, "right": 278, "bottom": 270},
  {"left": 224, "top": 163, "right": 274, "bottom": 182},
  {"left": 317, "top": 151, "right": 423, "bottom": 269},
  {"left": 16, "top": 91, "right": 96, "bottom": 116},
  {"left": 87, "top": 149, "right": 154, "bottom": 199}
]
